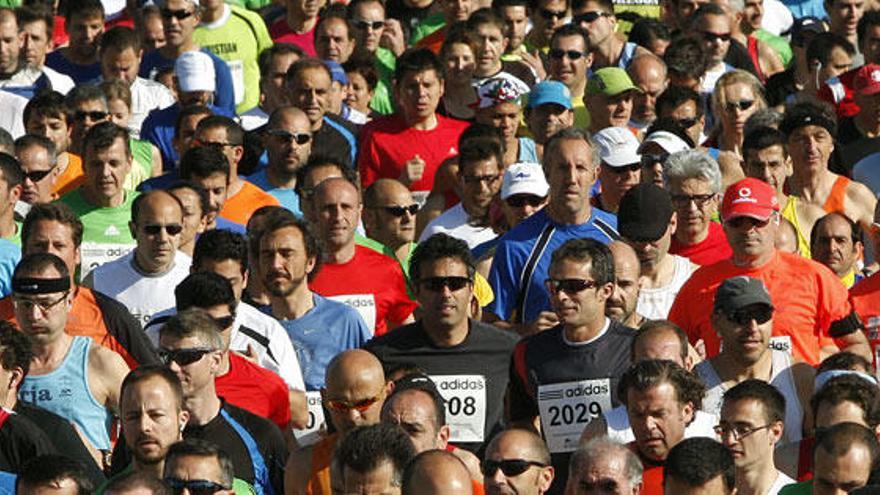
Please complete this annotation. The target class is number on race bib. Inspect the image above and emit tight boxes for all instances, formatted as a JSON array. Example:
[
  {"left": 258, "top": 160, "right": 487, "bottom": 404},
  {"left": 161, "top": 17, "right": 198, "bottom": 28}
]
[
  {"left": 538, "top": 378, "right": 612, "bottom": 453},
  {"left": 430, "top": 375, "right": 487, "bottom": 443}
]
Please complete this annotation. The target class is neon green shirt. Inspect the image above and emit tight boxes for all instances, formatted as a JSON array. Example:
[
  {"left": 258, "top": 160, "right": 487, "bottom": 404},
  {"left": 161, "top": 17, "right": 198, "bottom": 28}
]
[
  {"left": 371, "top": 47, "right": 396, "bottom": 115},
  {"left": 58, "top": 189, "right": 138, "bottom": 278}
]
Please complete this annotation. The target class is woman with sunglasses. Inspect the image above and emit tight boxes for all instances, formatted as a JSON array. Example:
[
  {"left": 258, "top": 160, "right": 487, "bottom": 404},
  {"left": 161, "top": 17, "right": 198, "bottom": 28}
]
[{"left": 707, "top": 70, "right": 767, "bottom": 183}]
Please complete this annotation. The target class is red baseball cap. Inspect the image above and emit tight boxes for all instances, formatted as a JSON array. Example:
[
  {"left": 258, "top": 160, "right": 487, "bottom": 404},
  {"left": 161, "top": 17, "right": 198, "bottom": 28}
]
[
  {"left": 721, "top": 178, "right": 780, "bottom": 222},
  {"left": 854, "top": 64, "right": 880, "bottom": 96}
]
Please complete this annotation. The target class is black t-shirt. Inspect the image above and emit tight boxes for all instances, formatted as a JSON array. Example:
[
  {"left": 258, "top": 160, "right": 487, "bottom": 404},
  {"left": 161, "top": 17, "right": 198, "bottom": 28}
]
[
  {"left": 724, "top": 39, "right": 760, "bottom": 77},
  {"left": 766, "top": 66, "right": 797, "bottom": 108},
  {"left": 365, "top": 319, "right": 518, "bottom": 453},
  {"left": 314, "top": 114, "right": 361, "bottom": 170},
  {"left": 0, "top": 409, "right": 56, "bottom": 473},
  {"left": 92, "top": 289, "right": 160, "bottom": 367}
]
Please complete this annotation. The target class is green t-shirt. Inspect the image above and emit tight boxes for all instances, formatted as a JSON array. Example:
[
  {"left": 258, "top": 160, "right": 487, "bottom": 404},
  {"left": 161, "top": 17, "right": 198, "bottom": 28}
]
[
  {"left": 58, "top": 189, "right": 138, "bottom": 279},
  {"left": 126, "top": 138, "right": 154, "bottom": 191},
  {"left": 97, "top": 465, "right": 257, "bottom": 495},
  {"left": 370, "top": 47, "right": 396, "bottom": 115},
  {"left": 777, "top": 480, "right": 811, "bottom": 495},
  {"left": 195, "top": 4, "right": 273, "bottom": 114},
  {"left": 409, "top": 12, "right": 446, "bottom": 46},
  {"left": 754, "top": 29, "right": 794, "bottom": 68}
]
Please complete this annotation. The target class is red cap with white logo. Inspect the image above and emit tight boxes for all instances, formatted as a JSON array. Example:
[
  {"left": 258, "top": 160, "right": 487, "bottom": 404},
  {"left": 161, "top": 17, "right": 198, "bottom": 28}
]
[
  {"left": 721, "top": 178, "right": 780, "bottom": 222},
  {"left": 854, "top": 64, "right": 880, "bottom": 96}
]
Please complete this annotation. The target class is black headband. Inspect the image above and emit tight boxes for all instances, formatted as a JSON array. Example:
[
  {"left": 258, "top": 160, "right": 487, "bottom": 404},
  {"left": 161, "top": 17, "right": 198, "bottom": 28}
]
[
  {"left": 12, "top": 277, "right": 71, "bottom": 295},
  {"left": 780, "top": 113, "right": 837, "bottom": 139}
]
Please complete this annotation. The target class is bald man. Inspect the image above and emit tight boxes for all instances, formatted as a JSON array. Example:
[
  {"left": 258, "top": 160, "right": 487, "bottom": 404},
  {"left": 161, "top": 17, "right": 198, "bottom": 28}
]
[
  {"left": 286, "top": 349, "right": 392, "bottom": 495},
  {"left": 483, "top": 429, "right": 554, "bottom": 495},
  {"left": 308, "top": 177, "right": 417, "bottom": 336},
  {"left": 627, "top": 54, "right": 667, "bottom": 129},
  {"left": 402, "top": 450, "right": 475, "bottom": 495},
  {"left": 607, "top": 241, "right": 644, "bottom": 328},
  {"left": 248, "top": 106, "right": 313, "bottom": 215},
  {"left": 84, "top": 190, "right": 191, "bottom": 325},
  {"left": 363, "top": 179, "right": 418, "bottom": 273}
]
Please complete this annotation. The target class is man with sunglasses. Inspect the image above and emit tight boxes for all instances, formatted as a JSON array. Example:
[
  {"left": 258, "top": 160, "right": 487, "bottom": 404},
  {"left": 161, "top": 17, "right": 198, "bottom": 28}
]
[
  {"left": 366, "top": 234, "right": 517, "bottom": 454},
  {"left": 84, "top": 190, "right": 190, "bottom": 326},
  {"left": 547, "top": 25, "right": 592, "bottom": 131},
  {"left": 248, "top": 107, "right": 312, "bottom": 216},
  {"left": 15, "top": 135, "right": 61, "bottom": 206},
  {"left": 65, "top": 85, "right": 112, "bottom": 159},
  {"left": 158, "top": 309, "right": 287, "bottom": 495},
  {"left": 655, "top": 86, "right": 708, "bottom": 150},
  {"left": 363, "top": 179, "right": 419, "bottom": 275},
  {"left": 163, "top": 439, "right": 244, "bottom": 495},
  {"left": 483, "top": 428, "right": 554, "bottom": 495},
  {"left": 15, "top": 252, "right": 129, "bottom": 467},
  {"left": 669, "top": 177, "right": 871, "bottom": 368},
  {"left": 572, "top": 0, "right": 648, "bottom": 70},
  {"left": 592, "top": 127, "right": 642, "bottom": 214},
  {"left": 524, "top": 0, "right": 569, "bottom": 54},
  {"left": 694, "top": 276, "right": 812, "bottom": 445},
  {"left": 717, "top": 380, "right": 795, "bottom": 495}
]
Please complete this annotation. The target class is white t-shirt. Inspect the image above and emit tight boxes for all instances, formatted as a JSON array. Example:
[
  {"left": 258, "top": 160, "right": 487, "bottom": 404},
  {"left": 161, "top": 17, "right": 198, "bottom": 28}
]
[
  {"left": 0, "top": 90, "right": 27, "bottom": 139},
  {"left": 41, "top": 67, "right": 75, "bottom": 95},
  {"left": 761, "top": 0, "right": 793, "bottom": 36},
  {"left": 637, "top": 254, "right": 692, "bottom": 320},
  {"left": 129, "top": 77, "right": 176, "bottom": 139},
  {"left": 604, "top": 406, "right": 718, "bottom": 444},
  {"left": 768, "top": 471, "right": 796, "bottom": 495},
  {"left": 145, "top": 301, "right": 306, "bottom": 391},
  {"left": 419, "top": 203, "right": 498, "bottom": 250},
  {"left": 87, "top": 250, "right": 192, "bottom": 327},
  {"left": 239, "top": 106, "right": 269, "bottom": 131}
]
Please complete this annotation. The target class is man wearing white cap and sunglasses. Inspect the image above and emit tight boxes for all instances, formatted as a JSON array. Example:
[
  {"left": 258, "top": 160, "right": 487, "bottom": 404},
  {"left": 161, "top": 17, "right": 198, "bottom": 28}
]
[{"left": 593, "top": 126, "right": 641, "bottom": 214}]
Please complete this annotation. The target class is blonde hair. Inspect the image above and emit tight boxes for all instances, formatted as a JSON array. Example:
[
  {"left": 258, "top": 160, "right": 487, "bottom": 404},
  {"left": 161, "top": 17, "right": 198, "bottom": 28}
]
[{"left": 710, "top": 70, "right": 766, "bottom": 124}]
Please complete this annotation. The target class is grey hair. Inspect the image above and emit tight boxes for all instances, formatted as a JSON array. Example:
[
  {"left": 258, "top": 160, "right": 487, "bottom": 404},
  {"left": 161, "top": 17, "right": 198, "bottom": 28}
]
[
  {"left": 744, "top": 108, "right": 784, "bottom": 136},
  {"left": 543, "top": 127, "right": 601, "bottom": 173},
  {"left": 663, "top": 149, "right": 723, "bottom": 193},
  {"left": 570, "top": 436, "right": 643, "bottom": 487}
]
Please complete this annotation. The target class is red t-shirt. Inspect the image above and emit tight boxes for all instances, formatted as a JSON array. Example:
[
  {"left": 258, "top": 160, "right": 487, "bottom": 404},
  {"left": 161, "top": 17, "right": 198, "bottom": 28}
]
[
  {"left": 269, "top": 19, "right": 317, "bottom": 57},
  {"left": 309, "top": 244, "right": 417, "bottom": 336},
  {"left": 215, "top": 353, "right": 291, "bottom": 431},
  {"left": 667, "top": 250, "right": 850, "bottom": 366},
  {"left": 668, "top": 221, "right": 733, "bottom": 266},
  {"left": 358, "top": 113, "right": 469, "bottom": 193},
  {"left": 818, "top": 68, "right": 859, "bottom": 120},
  {"left": 849, "top": 271, "right": 880, "bottom": 367},
  {"left": 627, "top": 443, "right": 664, "bottom": 495}
]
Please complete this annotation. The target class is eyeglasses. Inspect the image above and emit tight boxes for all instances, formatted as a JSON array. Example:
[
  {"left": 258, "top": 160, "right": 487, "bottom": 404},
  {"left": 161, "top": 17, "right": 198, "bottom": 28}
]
[
  {"left": 482, "top": 459, "right": 548, "bottom": 477},
  {"left": 24, "top": 168, "right": 55, "bottom": 182},
  {"left": 267, "top": 129, "right": 312, "bottom": 145},
  {"left": 418, "top": 276, "right": 472, "bottom": 292},
  {"left": 12, "top": 291, "right": 69, "bottom": 314},
  {"left": 462, "top": 174, "right": 501, "bottom": 185},
  {"left": 545, "top": 278, "right": 600, "bottom": 294},
  {"left": 549, "top": 49, "right": 586, "bottom": 60},
  {"left": 724, "top": 99, "right": 755, "bottom": 113},
  {"left": 325, "top": 395, "right": 382, "bottom": 413},
  {"left": 671, "top": 193, "right": 716, "bottom": 208},
  {"left": 572, "top": 10, "right": 609, "bottom": 24},
  {"left": 726, "top": 305, "right": 773, "bottom": 326},
  {"left": 377, "top": 204, "right": 419, "bottom": 217},
  {"left": 675, "top": 117, "right": 699, "bottom": 129},
  {"left": 143, "top": 224, "right": 184, "bottom": 236},
  {"left": 161, "top": 8, "right": 195, "bottom": 20},
  {"left": 212, "top": 314, "right": 236, "bottom": 330},
  {"left": 540, "top": 8, "right": 567, "bottom": 19},
  {"left": 641, "top": 153, "right": 670, "bottom": 166},
  {"left": 506, "top": 195, "right": 546, "bottom": 208},
  {"left": 714, "top": 423, "right": 772, "bottom": 441},
  {"left": 74, "top": 110, "right": 108, "bottom": 122},
  {"left": 353, "top": 19, "right": 384, "bottom": 30},
  {"left": 163, "top": 478, "right": 229, "bottom": 495},
  {"left": 606, "top": 163, "right": 641, "bottom": 174},
  {"left": 158, "top": 347, "right": 215, "bottom": 366},
  {"left": 701, "top": 31, "right": 731, "bottom": 43}
]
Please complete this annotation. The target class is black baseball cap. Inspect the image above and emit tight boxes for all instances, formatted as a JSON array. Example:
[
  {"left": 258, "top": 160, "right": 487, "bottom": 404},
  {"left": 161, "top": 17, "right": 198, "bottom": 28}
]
[
  {"left": 617, "top": 183, "right": 674, "bottom": 242},
  {"left": 713, "top": 276, "right": 774, "bottom": 315}
]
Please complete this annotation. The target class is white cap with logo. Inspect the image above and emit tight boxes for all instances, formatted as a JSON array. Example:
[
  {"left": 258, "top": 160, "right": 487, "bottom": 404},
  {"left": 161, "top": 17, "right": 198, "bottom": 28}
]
[{"left": 501, "top": 162, "right": 550, "bottom": 200}]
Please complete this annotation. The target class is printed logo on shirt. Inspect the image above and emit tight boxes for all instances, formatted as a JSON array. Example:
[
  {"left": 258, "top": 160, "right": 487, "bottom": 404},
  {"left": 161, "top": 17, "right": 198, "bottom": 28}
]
[
  {"left": 768, "top": 336, "right": 793, "bottom": 355},
  {"left": 80, "top": 242, "right": 135, "bottom": 280},
  {"left": 431, "top": 375, "right": 487, "bottom": 443},
  {"left": 538, "top": 378, "right": 612, "bottom": 453},
  {"left": 327, "top": 294, "right": 376, "bottom": 334},
  {"left": 104, "top": 225, "right": 121, "bottom": 236}
]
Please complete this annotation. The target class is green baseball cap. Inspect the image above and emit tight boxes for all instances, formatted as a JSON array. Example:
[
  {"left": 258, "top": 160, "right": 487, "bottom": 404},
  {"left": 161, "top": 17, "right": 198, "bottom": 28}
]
[{"left": 586, "top": 67, "right": 641, "bottom": 97}]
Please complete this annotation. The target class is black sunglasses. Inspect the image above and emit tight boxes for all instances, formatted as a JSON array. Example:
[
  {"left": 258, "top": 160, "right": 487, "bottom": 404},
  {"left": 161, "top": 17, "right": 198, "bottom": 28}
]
[
  {"left": 540, "top": 8, "right": 567, "bottom": 19},
  {"left": 549, "top": 49, "right": 585, "bottom": 60},
  {"left": 143, "top": 224, "right": 184, "bottom": 236},
  {"left": 267, "top": 129, "right": 312, "bottom": 145},
  {"left": 505, "top": 195, "right": 545, "bottom": 208},
  {"left": 24, "top": 168, "right": 54, "bottom": 182},
  {"left": 724, "top": 99, "right": 755, "bottom": 113},
  {"left": 675, "top": 117, "right": 699, "bottom": 128},
  {"left": 482, "top": 459, "right": 548, "bottom": 477},
  {"left": 545, "top": 278, "right": 600, "bottom": 294},
  {"left": 353, "top": 19, "right": 384, "bottom": 30},
  {"left": 164, "top": 478, "right": 229, "bottom": 495},
  {"left": 161, "top": 8, "right": 195, "bottom": 20},
  {"left": 727, "top": 306, "right": 773, "bottom": 326},
  {"left": 641, "top": 153, "right": 670, "bottom": 166},
  {"left": 701, "top": 31, "right": 731, "bottom": 42},
  {"left": 418, "top": 276, "right": 472, "bottom": 292},
  {"left": 380, "top": 204, "right": 419, "bottom": 217},
  {"left": 572, "top": 10, "right": 609, "bottom": 24},
  {"left": 158, "top": 347, "right": 214, "bottom": 366},
  {"left": 74, "top": 110, "right": 108, "bottom": 122}
]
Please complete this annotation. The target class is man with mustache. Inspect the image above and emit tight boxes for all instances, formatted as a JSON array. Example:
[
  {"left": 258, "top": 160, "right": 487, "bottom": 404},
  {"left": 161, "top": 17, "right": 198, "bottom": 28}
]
[{"left": 810, "top": 213, "right": 864, "bottom": 288}]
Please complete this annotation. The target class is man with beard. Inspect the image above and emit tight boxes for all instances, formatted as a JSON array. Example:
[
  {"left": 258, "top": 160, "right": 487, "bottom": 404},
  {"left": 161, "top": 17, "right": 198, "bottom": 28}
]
[
  {"left": 247, "top": 107, "right": 312, "bottom": 216},
  {"left": 606, "top": 241, "right": 643, "bottom": 329}
]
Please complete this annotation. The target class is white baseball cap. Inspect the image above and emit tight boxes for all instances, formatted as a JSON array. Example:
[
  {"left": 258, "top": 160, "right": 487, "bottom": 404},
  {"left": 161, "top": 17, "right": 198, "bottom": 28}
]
[
  {"left": 638, "top": 130, "right": 692, "bottom": 154},
  {"left": 594, "top": 127, "right": 641, "bottom": 167},
  {"left": 501, "top": 162, "right": 550, "bottom": 200},
  {"left": 175, "top": 51, "right": 215, "bottom": 93}
]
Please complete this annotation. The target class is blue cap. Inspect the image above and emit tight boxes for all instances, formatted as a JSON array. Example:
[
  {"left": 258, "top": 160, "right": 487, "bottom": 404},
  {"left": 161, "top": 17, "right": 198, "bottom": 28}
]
[
  {"left": 526, "top": 81, "right": 572, "bottom": 110},
  {"left": 324, "top": 60, "right": 348, "bottom": 85}
]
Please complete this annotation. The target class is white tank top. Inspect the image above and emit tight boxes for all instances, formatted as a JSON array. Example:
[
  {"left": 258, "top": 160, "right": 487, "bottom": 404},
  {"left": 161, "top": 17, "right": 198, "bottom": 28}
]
[
  {"left": 695, "top": 349, "right": 804, "bottom": 444},
  {"left": 636, "top": 255, "right": 692, "bottom": 321},
  {"left": 604, "top": 406, "right": 718, "bottom": 444}
]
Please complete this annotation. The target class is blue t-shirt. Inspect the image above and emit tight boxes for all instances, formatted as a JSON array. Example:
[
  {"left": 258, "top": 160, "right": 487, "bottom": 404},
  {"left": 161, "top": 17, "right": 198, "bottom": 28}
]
[
  {"left": 487, "top": 208, "right": 618, "bottom": 324},
  {"left": 246, "top": 168, "right": 301, "bottom": 216},
  {"left": 0, "top": 472, "right": 15, "bottom": 495},
  {"left": 139, "top": 49, "right": 237, "bottom": 116},
  {"left": 45, "top": 51, "right": 101, "bottom": 84},
  {"left": 267, "top": 294, "right": 371, "bottom": 390},
  {"left": 140, "top": 103, "right": 233, "bottom": 171},
  {"left": 0, "top": 239, "right": 21, "bottom": 299}
]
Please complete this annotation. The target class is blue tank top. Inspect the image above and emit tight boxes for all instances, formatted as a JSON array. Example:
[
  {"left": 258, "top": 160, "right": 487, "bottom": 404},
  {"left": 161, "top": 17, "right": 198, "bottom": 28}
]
[
  {"left": 617, "top": 42, "right": 638, "bottom": 69},
  {"left": 517, "top": 137, "right": 539, "bottom": 163},
  {"left": 18, "top": 336, "right": 112, "bottom": 450}
]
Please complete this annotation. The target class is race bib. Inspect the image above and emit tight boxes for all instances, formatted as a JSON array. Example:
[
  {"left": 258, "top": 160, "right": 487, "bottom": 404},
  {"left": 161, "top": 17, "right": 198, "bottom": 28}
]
[
  {"left": 411, "top": 190, "right": 429, "bottom": 208},
  {"left": 327, "top": 294, "right": 377, "bottom": 333},
  {"left": 293, "top": 391, "right": 326, "bottom": 447},
  {"left": 431, "top": 375, "right": 486, "bottom": 443},
  {"left": 867, "top": 316, "right": 880, "bottom": 341},
  {"left": 769, "top": 336, "right": 793, "bottom": 355},
  {"left": 80, "top": 242, "right": 135, "bottom": 281},
  {"left": 228, "top": 60, "right": 245, "bottom": 105},
  {"left": 537, "top": 378, "right": 612, "bottom": 453}
]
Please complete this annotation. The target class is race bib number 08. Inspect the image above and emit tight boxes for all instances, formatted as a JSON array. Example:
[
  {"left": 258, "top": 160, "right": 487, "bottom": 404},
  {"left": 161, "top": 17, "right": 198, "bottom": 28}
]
[
  {"left": 537, "top": 378, "right": 612, "bottom": 453},
  {"left": 293, "top": 391, "right": 326, "bottom": 447},
  {"left": 431, "top": 375, "right": 486, "bottom": 443}
]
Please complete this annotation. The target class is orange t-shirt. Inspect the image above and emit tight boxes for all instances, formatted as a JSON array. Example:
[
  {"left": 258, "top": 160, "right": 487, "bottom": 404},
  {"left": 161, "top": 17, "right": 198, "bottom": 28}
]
[
  {"left": 52, "top": 152, "right": 84, "bottom": 197},
  {"left": 306, "top": 433, "right": 338, "bottom": 495},
  {"left": 849, "top": 271, "right": 880, "bottom": 367},
  {"left": 220, "top": 180, "right": 280, "bottom": 226},
  {"left": 667, "top": 250, "right": 850, "bottom": 366}
]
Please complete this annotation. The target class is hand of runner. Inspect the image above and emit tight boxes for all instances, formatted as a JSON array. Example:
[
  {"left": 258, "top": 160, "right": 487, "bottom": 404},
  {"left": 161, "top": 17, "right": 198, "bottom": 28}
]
[
  {"left": 522, "top": 311, "right": 560, "bottom": 336},
  {"left": 235, "top": 344, "right": 260, "bottom": 364},
  {"left": 381, "top": 19, "right": 407, "bottom": 56},
  {"left": 521, "top": 50, "right": 546, "bottom": 81},
  {"left": 400, "top": 155, "right": 426, "bottom": 186}
]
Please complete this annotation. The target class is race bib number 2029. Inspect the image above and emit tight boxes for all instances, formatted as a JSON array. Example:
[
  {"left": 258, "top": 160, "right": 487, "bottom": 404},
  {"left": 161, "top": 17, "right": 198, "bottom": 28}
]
[{"left": 537, "top": 378, "right": 612, "bottom": 453}]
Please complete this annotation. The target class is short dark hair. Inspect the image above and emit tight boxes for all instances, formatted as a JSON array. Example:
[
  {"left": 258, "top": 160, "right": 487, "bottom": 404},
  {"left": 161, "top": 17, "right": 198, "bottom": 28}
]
[
  {"left": 22, "top": 202, "right": 84, "bottom": 250},
  {"left": 24, "top": 90, "right": 69, "bottom": 125},
  {"left": 99, "top": 25, "right": 140, "bottom": 55},
  {"left": 457, "top": 137, "right": 503, "bottom": 174},
  {"left": 258, "top": 43, "right": 305, "bottom": 77},
  {"left": 629, "top": 18, "right": 671, "bottom": 51},
  {"left": 618, "top": 359, "right": 705, "bottom": 410},
  {"left": 656, "top": 85, "right": 705, "bottom": 119},
  {"left": 385, "top": 375, "right": 447, "bottom": 428},
  {"left": 179, "top": 146, "right": 230, "bottom": 181},
  {"left": 807, "top": 32, "right": 855, "bottom": 66},
  {"left": 818, "top": 351, "right": 874, "bottom": 375},
  {"left": 175, "top": 272, "right": 236, "bottom": 314},
  {"left": 0, "top": 320, "right": 32, "bottom": 377},
  {"left": 394, "top": 48, "right": 444, "bottom": 85},
  {"left": 722, "top": 379, "right": 786, "bottom": 424},
  {"left": 743, "top": 126, "right": 788, "bottom": 158},
  {"left": 196, "top": 115, "right": 244, "bottom": 147},
  {"left": 168, "top": 181, "right": 210, "bottom": 218},
  {"left": 633, "top": 320, "right": 689, "bottom": 363},
  {"left": 61, "top": 0, "right": 103, "bottom": 22},
  {"left": 336, "top": 424, "right": 417, "bottom": 487},
  {"left": 174, "top": 105, "right": 213, "bottom": 138},
  {"left": 691, "top": 3, "right": 727, "bottom": 24},
  {"left": 13, "top": 252, "right": 70, "bottom": 282},
  {"left": 103, "top": 469, "right": 170, "bottom": 495},
  {"left": 814, "top": 422, "right": 880, "bottom": 471},
  {"left": 858, "top": 10, "right": 880, "bottom": 50},
  {"left": 192, "top": 229, "right": 248, "bottom": 275},
  {"left": 550, "top": 23, "right": 591, "bottom": 52},
  {"left": 811, "top": 212, "right": 862, "bottom": 250},
  {"left": 294, "top": 154, "right": 356, "bottom": 199},
  {"left": 811, "top": 375, "right": 880, "bottom": 428},
  {"left": 260, "top": 211, "right": 322, "bottom": 274},
  {"left": 83, "top": 122, "right": 131, "bottom": 160},
  {"left": 286, "top": 58, "right": 333, "bottom": 87},
  {"left": 15, "top": 4, "right": 54, "bottom": 35},
  {"left": 164, "top": 439, "right": 235, "bottom": 489},
  {"left": 0, "top": 128, "right": 13, "bottom": 153},
  {"left": 0, "top": 153, "right": 23, "bottom": 188},
  {"left": 664, "top": 438, "right": 735, "bottom": 492},
  {"left": 409, "top": 233, "right": 476, "bottom": 282},
  {"left": 17, "top": 455, "right": 94, "bottom": 495},
  {"left": 466, "top": 7, "right": 504, "bottom": 32},
  {"left": 492, "top": 0, "right": 530, "bottom": 11},
  {"left": 550, "top": 238, "right": 615, "bottom": 286},
  {"left": 65, "top": 84, "right": 107, "bottom": 111},
  {"left": 644, "top": 117, "right": 696, "bottom": 147},
  {"left": 780, "top": 100, "right": 838, "bottom": 139},
  {"left": 664, "top": 36, "right": 708, "bottom": 80},
  {"left": 120, "top": 365, "right": 184, "bottom": 412},
  {"left": 343, "top": 56, "right": 379, "bottom": 91}
]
